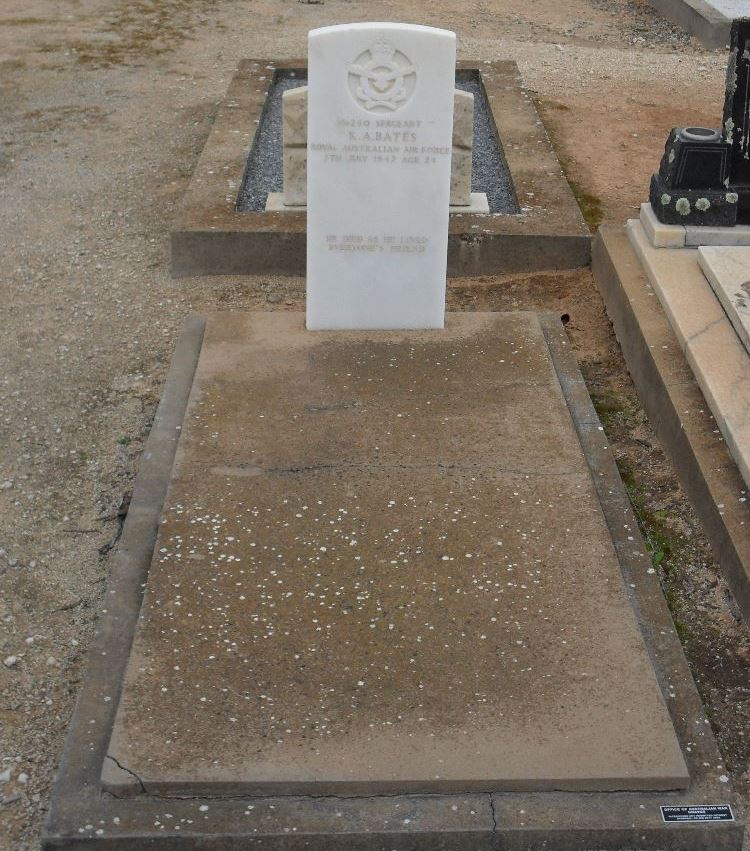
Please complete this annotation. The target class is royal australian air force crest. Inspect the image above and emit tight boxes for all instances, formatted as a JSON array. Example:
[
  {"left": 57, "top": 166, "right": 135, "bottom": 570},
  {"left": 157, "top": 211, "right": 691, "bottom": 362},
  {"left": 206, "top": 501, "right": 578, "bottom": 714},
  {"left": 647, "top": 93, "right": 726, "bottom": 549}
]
[{"left": 347, "top": 43, "right": 417, "bottom": 113}]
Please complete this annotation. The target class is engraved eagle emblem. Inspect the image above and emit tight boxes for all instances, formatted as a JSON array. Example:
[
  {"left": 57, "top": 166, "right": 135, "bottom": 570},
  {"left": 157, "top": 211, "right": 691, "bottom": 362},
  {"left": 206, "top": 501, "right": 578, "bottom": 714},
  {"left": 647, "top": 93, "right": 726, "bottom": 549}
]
[{"left": 347, "top": 43, "right": 417, "bottom": 112}]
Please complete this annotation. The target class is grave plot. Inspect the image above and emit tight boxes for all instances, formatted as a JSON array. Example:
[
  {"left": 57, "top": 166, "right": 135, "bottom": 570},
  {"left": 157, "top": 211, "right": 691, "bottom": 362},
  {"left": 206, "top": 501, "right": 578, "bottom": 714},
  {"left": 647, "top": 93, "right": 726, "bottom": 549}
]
[
  {"left": 593, "top": 19, "right": 750, "bottom": 626},
  {"left": 170, "top": 59, "right": 590, "bottom": 278},
  {"left": 44, "top": 313, "right": 741, "bottom": 849}
]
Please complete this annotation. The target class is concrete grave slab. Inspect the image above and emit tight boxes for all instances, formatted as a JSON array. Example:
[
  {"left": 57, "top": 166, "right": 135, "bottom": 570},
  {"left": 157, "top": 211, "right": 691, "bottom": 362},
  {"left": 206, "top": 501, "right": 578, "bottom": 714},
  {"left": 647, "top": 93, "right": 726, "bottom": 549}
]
[
  {"left": 171, "top": 60, "right": 591, "bottom": 277},
  {"left": 593, "top": 226, "right": 750, "bottom": 625},
  {"left": 100, "top": 311, "right": 690, "bottom": 797},
  {"left": 44, "top": 312, "right": 742, "bottom": 850},
  {"left": 700, "top": 246, "right": 750, "bottom": 355}
]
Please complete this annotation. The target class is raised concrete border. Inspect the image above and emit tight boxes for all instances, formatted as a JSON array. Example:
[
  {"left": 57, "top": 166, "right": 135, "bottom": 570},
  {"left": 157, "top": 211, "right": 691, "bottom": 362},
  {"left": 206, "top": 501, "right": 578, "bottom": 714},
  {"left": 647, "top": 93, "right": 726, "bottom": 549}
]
[
  {"left": 43, "top": 310, "right": 742, "bottom": 849},
  {"left": 647, "top": 0, "right": 731, "bottom": 48},
  {"left": 593, "top": 225, "right": 750, "bottom": 626},
  {"left": 171, "top": 60, "right": 591, "bottom": 278}
]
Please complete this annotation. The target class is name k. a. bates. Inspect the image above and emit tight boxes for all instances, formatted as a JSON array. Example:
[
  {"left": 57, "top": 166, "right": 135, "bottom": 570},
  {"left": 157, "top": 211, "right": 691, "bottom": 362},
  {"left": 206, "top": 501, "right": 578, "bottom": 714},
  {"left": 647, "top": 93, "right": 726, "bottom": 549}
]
[{"left": 347, "top": 129, "right": 418, "bottom": 143}]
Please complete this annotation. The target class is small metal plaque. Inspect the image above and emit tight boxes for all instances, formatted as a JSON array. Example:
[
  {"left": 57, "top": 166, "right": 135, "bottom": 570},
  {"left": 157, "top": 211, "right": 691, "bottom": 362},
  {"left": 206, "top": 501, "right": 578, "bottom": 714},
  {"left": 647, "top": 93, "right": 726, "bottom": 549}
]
[{"left": 661, "top": 805, "right": 734, "bottom": 823}]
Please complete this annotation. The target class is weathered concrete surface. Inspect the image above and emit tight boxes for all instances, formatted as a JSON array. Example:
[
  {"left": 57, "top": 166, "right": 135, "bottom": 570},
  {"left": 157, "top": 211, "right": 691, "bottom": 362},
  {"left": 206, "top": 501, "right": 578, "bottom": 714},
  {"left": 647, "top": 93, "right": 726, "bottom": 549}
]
[
  {"left": 171, "top": 61, "right": 591, "bottom": 277},
  {"left": 103, "top": 311, "right": 686, "bottom": 797},
  {"left": 593, "top": 226, "right": 750, "bottom": 625}
]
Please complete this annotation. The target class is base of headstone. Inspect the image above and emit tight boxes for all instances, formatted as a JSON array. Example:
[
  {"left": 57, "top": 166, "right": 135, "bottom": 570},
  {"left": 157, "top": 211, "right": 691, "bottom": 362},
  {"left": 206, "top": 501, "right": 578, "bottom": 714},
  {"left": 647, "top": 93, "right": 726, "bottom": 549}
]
[
  {"left": 44, "top": 311, "right": 742, "bottom": 849},
  {"left": 648, "top": 174, "right": 738, "bottom": 227},
  {"left": 264, "top": 191, "right": 491, "bottom": 215},
  {"left": 593, "top": 225, "right": 750, "bottom": 626},
  {"left": 640, "top": 202, "right": 750, "bottom": 249}
]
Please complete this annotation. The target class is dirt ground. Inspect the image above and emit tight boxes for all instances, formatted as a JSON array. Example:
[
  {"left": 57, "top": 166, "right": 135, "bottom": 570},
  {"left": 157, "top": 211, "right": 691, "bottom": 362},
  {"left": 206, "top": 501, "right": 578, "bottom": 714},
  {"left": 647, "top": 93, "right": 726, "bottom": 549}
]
[{"left": 0, "top": 0, "right": 748, "bottom": 848}]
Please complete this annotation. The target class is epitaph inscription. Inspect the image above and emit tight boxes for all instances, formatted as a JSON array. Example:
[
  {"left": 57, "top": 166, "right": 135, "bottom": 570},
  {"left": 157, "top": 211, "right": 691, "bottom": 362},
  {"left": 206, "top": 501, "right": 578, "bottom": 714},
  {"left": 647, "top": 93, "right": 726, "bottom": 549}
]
[{"left": 306, "top": 23, "right": 456, "bottom": 330}]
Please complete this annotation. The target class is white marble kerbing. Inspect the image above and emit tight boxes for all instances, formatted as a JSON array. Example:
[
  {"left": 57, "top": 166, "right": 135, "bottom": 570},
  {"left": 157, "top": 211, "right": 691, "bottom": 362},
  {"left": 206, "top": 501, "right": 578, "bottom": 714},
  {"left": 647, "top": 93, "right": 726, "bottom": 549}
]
[
  {"left": 306, "top": 23, "right": 456, "bottom": 330},
  {"left": 450, "top": 89, "right": 473, "bottom": 206},
  {"left": 627, "top": 219, "right": 750, "bottom": 491},
  {"left": 685, "top": 224, "right": 750, "bottom": 247},
  {"left": 699, "top": 247, "right": 750, "bottom": 357},
  {"left": 282, "top": 87, "right": 308, "bottom": 206}
]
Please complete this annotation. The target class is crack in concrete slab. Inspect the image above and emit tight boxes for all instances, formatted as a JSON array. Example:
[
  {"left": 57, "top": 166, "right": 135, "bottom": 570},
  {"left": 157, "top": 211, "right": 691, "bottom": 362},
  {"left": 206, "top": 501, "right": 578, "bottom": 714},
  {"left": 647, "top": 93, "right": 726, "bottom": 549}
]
[{"left": 105, "top": 755, "right": 148, "bottom": 796}]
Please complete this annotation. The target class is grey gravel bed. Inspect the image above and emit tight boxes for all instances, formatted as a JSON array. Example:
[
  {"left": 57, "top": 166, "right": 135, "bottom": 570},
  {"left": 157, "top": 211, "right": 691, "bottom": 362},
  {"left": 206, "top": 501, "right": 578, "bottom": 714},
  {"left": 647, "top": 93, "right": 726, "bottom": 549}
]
[{"left": 236, "top": 68, "right": 520, "bottom": 214}]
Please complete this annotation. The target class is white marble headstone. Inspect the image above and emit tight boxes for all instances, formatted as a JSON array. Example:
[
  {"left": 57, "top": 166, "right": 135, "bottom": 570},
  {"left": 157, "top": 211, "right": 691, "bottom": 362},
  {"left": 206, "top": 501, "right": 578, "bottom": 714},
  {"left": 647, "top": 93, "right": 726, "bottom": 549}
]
[{"left": 306, "top": 23, "right": 456, "bottom": 330}]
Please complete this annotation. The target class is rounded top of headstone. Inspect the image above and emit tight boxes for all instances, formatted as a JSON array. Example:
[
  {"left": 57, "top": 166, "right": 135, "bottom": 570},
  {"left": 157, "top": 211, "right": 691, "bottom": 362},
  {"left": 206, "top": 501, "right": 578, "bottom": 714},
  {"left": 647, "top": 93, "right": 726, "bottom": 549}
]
[
  {"left": 679, "top": 127, "right": 720, "bottom": 142},
  {"left": 309, "top": 22, "right": 456, "bottom": 40}
]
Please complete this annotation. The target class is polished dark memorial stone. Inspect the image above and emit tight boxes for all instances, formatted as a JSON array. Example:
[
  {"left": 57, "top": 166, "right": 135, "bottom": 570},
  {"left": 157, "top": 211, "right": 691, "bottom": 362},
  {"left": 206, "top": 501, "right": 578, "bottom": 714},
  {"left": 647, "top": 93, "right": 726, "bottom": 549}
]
[{"left": 723, "top": 18, "right": 750, "bottom": 213}]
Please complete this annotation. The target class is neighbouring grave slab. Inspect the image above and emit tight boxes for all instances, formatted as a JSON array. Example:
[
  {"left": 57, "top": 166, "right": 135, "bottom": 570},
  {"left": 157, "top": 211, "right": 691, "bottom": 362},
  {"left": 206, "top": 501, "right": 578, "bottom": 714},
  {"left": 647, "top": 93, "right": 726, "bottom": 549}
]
[
  {"left": 99, "top": 311, "right": 690, "bottom": 797},
  {"left": 306, "top": 23, "right": 455, "bottom": 330},
  {"left": 45, "top": 312, "right": 742, "bottom": 849},
  {"left": 594, "top": 225, "right": 750, "bottom": 625},
  {"left": 699, "top": 246, "right": 750, "bottom": 354},
  {"left": 171, "top": 60, "right": 590, "bottom": 277},
  {"left": 647, "top": 0, "right": 734, "bottom": 48}
]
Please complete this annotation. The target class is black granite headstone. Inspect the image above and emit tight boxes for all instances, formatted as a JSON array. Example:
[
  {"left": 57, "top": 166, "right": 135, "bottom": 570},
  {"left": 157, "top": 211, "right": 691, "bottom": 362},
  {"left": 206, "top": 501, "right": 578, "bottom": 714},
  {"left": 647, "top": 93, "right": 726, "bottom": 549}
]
[{"left": 723, "top": 17, "right": 750, "bottom": 212}]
